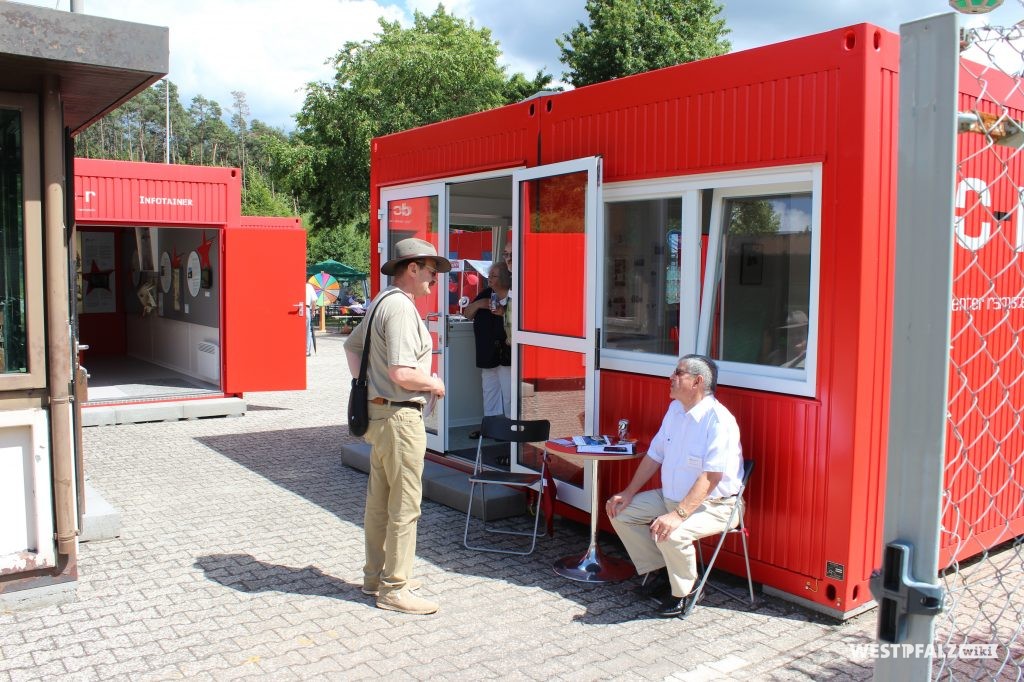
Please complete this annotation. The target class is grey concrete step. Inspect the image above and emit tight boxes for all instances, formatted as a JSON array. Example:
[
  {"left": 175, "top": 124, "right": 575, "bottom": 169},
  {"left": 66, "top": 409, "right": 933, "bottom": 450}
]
[
  {"left": 81, "top": 397, "right": 246, "bottom": 427},
  {"left": 80, "top": 480, "right": 121, "bottom": 542},
  {"left": 339, "top": 443, "right": 527, "bottom": 520}
]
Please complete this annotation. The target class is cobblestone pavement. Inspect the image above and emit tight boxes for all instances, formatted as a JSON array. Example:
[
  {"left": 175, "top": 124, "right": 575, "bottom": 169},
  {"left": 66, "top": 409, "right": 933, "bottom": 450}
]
[{"left": 0, "top": 333, "right": 878, "bottom": 681}]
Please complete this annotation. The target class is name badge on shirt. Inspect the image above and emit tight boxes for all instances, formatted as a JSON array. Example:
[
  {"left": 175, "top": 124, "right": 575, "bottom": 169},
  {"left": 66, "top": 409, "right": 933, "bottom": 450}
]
[{"left": 687, "top": 455, "right": 701, "bottom": 468}]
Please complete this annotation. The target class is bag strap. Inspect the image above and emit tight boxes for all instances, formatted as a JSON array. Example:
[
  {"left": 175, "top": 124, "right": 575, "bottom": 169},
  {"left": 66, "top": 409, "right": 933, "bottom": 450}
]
[{"left": 357, "top": 289, "right": 403, "bottom": 383}]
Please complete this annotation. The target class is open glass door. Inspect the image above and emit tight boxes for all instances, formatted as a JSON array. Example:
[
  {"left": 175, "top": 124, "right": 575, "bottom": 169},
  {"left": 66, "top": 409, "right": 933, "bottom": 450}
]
[
  {"left": 510, "top": 157, "right": 601, "bottom": 510},
  {"left": 379, "top": 184, "right": 447, "bottom": 454}
]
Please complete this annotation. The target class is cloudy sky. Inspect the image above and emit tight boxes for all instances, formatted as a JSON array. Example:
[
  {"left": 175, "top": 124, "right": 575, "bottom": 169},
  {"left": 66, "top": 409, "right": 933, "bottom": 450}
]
[{"left": 17, "top": 0, "right": 1024, "bottom": 130}]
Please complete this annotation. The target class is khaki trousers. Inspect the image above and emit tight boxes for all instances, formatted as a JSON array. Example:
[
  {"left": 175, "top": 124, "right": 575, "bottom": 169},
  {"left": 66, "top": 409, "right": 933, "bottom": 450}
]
[
  {"left": 610, "top": 490, "right": 740, "bottom": 598},
  {"left": 363, "top": 403, "right": 425, "bottom": 596}
]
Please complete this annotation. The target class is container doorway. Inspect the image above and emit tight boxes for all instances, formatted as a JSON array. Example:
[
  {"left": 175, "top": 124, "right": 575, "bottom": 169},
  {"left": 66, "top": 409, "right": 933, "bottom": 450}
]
[
  {"left": 75, "top": 226, "right": 223, "bottom": 406},
  {"left": 442, "top": 176, "right": 514, "bottom": 467},
  {"left": 379, "top": 161, "right": 604, "bottom": 513}
]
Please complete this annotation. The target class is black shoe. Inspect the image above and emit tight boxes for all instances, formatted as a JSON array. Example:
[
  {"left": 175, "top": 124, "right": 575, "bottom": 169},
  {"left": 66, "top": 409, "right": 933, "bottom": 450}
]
[
  {"left": 656, "top": 588, "right": 704, "bottom": 618},
  {"left": 636, "top": 568, "right": 670, "bottom": 601},
  {"left": 468, "top": 430, "right": 481, "bottom": 440}
]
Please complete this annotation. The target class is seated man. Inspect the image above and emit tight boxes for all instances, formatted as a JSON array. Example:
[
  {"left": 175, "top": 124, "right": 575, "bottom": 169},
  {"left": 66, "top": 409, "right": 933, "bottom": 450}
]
[{"left": 606, "top": 354, "right": 744, "bottom": 618}]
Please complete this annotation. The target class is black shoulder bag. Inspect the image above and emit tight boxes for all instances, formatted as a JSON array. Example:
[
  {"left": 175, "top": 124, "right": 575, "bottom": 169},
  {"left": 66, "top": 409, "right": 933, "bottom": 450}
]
[{"left": 348, "top": 290, "right": 399, "bottom": 437}]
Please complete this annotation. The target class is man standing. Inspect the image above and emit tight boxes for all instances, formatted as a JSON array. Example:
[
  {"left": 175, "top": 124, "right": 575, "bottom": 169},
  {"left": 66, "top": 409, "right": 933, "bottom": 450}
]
[
  {"left": 305, "top": 281, "right": 318, "bottom": 356},
  {"left": 344, "top": 238, "right": 450, "bottom": 615},
  {"left": 606, "top": 354, "right": 744, "bottom": 618}
]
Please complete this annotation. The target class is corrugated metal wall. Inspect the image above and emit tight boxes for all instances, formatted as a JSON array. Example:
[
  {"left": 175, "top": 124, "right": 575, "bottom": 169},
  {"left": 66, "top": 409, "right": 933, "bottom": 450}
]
[
  {"left": 74, "top": 159, "right": 238, "bottom": 226},
  {"left": 540, "top": 70, "right": 836, "bottom": 178}
]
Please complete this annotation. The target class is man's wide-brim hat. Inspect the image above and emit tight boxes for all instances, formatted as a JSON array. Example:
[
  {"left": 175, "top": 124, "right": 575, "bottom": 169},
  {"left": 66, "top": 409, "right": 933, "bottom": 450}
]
[
  {"left": 779, "top": 310, "right": 809, "bottom": 329},
  {"left": 380, "top": 238, "right": 453, "bottom": 276}
]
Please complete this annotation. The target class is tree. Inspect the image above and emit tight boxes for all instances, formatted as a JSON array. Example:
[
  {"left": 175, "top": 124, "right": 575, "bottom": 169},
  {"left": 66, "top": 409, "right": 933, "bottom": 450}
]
[
  {"left": 727, "top": 199, "right": 781, "bottom": 235},
  {"left": 241, "top": 169, "right": 293, "bottom": 216},
  {"left": 75, "top": 80, "right": 186, "bottom": 162},
  {"left": 306, "top": 218, "right": 370, "bottom": 275},
  {"left": 558, "top": 0, "right": 730, "bottom": 87},
  {"left": 503, "top": 70, "right": 557, "bottom": 103},
  {"left": 229, "top": 91, "right": 250, "bottom": 182},
  {"left": 186, "top": 95, "right": 233, "bottom": 166},
  {"left": 292, "top": 5, "right": 552, "bottom": 232}
]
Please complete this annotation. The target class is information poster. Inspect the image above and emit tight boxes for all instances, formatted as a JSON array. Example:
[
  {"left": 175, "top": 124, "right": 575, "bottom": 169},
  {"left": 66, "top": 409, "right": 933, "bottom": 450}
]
[{"left": 80, "top": 232, "right": 116, "bottom": 313}]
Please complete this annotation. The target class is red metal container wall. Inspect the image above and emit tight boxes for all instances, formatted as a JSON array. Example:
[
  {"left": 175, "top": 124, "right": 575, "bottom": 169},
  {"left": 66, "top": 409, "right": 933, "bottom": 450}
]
[
  {"left": 366, "top": 25, "right": 904, "bottom": 613},
  {"left": 74, "top": 159, "right": 239, "bottom": 227},
  {"left": 543, "top": 25, "right": 900, "bottom": 610}
]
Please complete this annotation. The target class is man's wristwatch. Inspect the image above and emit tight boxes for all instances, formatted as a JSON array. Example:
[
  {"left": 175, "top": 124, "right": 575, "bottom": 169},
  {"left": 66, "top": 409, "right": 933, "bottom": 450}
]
[{"left": 675, "top": 506, "right": 689, "bottom": 520}]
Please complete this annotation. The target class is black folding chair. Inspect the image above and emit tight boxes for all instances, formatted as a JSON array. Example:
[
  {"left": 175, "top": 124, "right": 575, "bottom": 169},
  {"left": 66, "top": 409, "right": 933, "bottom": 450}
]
[
  {"left": 686, "top": 459, "right": 756, "bottom": 616},
  {"left": 463, "top": 415, "right": 551, "bottom": 555}
]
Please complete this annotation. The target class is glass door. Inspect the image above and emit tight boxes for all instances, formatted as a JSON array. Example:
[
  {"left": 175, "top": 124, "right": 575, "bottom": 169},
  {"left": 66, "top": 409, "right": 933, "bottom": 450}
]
[
  {"left": 510, "top": 157, "right": 602, "bottom": 510},
  {"left": 379, "top": 183, "right": 447, "bottom": 454}
]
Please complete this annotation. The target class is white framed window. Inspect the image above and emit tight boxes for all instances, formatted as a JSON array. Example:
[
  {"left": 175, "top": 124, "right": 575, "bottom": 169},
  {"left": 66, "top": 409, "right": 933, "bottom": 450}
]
[
  {"left": 698, "top": 167, "right": 821, "bottom": 397},
  {"left": 600, "top": 164, "right": 821, "bottom": 398}
]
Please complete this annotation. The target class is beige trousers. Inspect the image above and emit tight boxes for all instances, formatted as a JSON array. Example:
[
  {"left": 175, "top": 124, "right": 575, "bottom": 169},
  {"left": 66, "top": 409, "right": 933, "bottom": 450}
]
[
  {"left": 363, "top": 403, "right": 425, "bottom": 596},
  {"left": 610, "top": 490, "right": 740, "bottom": 598}
]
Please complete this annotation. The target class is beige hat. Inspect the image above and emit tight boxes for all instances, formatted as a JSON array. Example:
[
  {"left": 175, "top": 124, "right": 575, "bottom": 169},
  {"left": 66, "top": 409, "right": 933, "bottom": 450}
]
[
  {"left": 380, "top": 238, "right": 453, "bottom": 276},
  {"left": 780, "top": 310, "right": 809, "bottom": 328}
]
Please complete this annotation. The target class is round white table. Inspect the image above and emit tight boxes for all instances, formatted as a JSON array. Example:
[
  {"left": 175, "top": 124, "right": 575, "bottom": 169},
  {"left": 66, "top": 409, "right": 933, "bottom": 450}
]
[{"left": 545, "top": 440, "right": 641, "bottom": 583}]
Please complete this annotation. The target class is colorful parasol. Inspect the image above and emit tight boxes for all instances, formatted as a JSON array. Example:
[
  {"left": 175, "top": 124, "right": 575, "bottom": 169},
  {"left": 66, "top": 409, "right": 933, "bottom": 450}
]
[{"left": 308, "top": 272, "right": 340, "bottom": 306}]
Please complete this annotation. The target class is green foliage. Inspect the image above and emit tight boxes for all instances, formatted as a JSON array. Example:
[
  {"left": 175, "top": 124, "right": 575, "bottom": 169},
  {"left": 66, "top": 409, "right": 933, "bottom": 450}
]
[
  {"left": 291, "top": 4, "right": 553, "bottom": 233},
  {"left": 727, "top": 199, "right": 781, "bottom": 235},
  {"left": 71, "top": 4, "right": 563, "bottom": 269},
  {"left": 558, "top": 0, "right": 730, "bottom": 87},
  {"left": 241, "top": 169, "right": 293, "bottom": 217},
  {"left": 306, "top": 218, "right": 370, "bottom": 275},
  {"left": 502, "top": 70, "right": 558, "bottom": 103}
]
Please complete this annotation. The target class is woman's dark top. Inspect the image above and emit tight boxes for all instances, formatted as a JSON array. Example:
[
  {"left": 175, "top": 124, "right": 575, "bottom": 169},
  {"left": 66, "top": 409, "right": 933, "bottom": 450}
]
[{"left": 472, "top": 287, "right": 509, "bottom": 368}]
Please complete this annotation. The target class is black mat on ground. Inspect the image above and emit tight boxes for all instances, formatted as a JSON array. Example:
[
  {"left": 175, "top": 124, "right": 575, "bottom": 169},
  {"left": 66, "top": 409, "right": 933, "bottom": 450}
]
[{"left": 448, "top": 444, "right": 511, "bottom": 470}]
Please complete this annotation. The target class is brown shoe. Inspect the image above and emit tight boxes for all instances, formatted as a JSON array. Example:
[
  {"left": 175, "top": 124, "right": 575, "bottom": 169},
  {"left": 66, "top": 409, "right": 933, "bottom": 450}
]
[
  {"left": 376, "top": 588, "right": 438, "bottom": 615},
  {"left": 361, "top": 578, "right": 422, "bottom": 596}
]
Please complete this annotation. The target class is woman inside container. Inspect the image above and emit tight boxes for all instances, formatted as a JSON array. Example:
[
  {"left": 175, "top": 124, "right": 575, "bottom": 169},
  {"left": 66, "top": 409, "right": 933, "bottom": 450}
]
[{"left": 462, "top": 261, "right": 512, "bottom": 438}]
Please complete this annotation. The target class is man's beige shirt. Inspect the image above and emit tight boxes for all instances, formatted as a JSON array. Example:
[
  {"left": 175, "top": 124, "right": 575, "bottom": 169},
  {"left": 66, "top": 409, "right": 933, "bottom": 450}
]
[{"left": 344, "top": 287, "right": 432, "bottom": 404}]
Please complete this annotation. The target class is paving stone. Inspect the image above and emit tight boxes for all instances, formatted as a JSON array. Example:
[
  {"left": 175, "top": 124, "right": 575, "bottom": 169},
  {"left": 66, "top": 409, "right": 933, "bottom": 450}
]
[{"left": 0, "top": 334, "right": 903, "bottom": 681}]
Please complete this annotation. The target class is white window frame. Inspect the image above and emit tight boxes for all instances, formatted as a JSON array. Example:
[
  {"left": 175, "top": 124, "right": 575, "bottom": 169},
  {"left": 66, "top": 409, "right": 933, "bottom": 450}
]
[{"left": 600, "top": 163, "right": 822, "bottom": 397}]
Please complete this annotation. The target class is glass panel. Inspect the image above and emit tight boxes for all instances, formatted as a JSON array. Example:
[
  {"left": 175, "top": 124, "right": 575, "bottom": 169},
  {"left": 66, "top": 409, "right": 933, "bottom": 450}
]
[
  {"left": 710, "top": 193, "right": 812, "bottom": 369},
  {"left": 603, "top": 198, "right": 682, "bottom": 355},
  {"left": 0, "top": 109, "right": 27, "bottom": 374},
  {"left": 386, "top": 195, "right": 439, "bottom": 319},
  {"left": 447, "top": 225, "right": 500, "bottom": 316},
  {"left": 385, "top": 195, "right": 441, "bottom": 436},
  {"left": 519, "top": 172, "right": 587, "bottom": 338},
  {"left": 517, "top": 344, "right": 586, "bottom": 489}
]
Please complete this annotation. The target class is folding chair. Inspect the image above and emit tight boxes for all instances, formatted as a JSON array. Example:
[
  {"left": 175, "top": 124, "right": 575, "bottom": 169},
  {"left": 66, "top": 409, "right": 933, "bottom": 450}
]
[
  {"left": 686, "top": 459, "right": 755, "bottom": 616},
  {"left": 463, "top": 415, "right": 551, "bottom": 555}
]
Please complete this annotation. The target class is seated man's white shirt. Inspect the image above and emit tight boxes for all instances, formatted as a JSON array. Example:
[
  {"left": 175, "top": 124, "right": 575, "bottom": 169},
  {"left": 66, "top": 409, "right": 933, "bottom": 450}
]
[{"left": 647, "top": 396, "right": 743, "bottom": 500}]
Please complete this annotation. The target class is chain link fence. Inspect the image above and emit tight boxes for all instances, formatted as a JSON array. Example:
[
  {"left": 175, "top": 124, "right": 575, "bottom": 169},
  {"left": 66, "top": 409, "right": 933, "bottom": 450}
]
[{"left": 936, "top": 5, "right": 1024, "bottom": 679}]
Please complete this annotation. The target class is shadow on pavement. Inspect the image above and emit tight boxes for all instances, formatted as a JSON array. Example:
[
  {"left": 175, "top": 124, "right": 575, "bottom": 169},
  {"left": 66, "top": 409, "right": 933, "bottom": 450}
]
[
  {"left": 195, "top": 553, "right": 366, "bottom": 604},
  {"left": 195, "top": 427, "right": 852, "bottom": 631}
]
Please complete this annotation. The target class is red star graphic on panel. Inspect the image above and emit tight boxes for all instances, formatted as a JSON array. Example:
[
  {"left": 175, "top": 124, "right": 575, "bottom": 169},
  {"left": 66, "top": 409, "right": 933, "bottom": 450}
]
[
  {"left": 83, "top": 260, "right": 114, "bottom": 294},
  {"left": 196, "top": 230, "right": 215, "bottom": 268}
]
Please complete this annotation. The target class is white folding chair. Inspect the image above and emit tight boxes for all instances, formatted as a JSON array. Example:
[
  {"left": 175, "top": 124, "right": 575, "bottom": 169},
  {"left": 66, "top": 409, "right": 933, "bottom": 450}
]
[
  {"left": 686, "top": 459, "right": 756, "bottom": 616},
  {"left": 463, "top": 415, "right": 551, "bottom": 555}
]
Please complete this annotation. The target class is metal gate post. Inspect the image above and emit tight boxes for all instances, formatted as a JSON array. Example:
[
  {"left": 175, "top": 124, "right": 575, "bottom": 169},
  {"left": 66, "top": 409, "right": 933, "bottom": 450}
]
[{"left": 871, "top": 13, "right": 959, "bottom": 681}]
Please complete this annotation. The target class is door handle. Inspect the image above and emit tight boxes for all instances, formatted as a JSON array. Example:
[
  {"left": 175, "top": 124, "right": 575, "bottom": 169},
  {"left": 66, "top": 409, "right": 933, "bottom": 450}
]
[{"left": 426, "top": 312, "right": 443, "bottom": 347}]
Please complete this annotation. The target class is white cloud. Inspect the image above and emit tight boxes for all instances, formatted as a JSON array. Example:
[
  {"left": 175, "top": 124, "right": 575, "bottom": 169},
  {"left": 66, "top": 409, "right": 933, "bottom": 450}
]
[{"left": 13, "top": 0, "right": 1024, "bottom": 131}]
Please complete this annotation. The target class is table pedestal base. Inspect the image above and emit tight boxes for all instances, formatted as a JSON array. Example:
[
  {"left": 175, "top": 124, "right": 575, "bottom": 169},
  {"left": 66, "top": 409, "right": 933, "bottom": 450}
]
[{"left": 553, "top": 543, "right": 636, "bottom": 583}]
